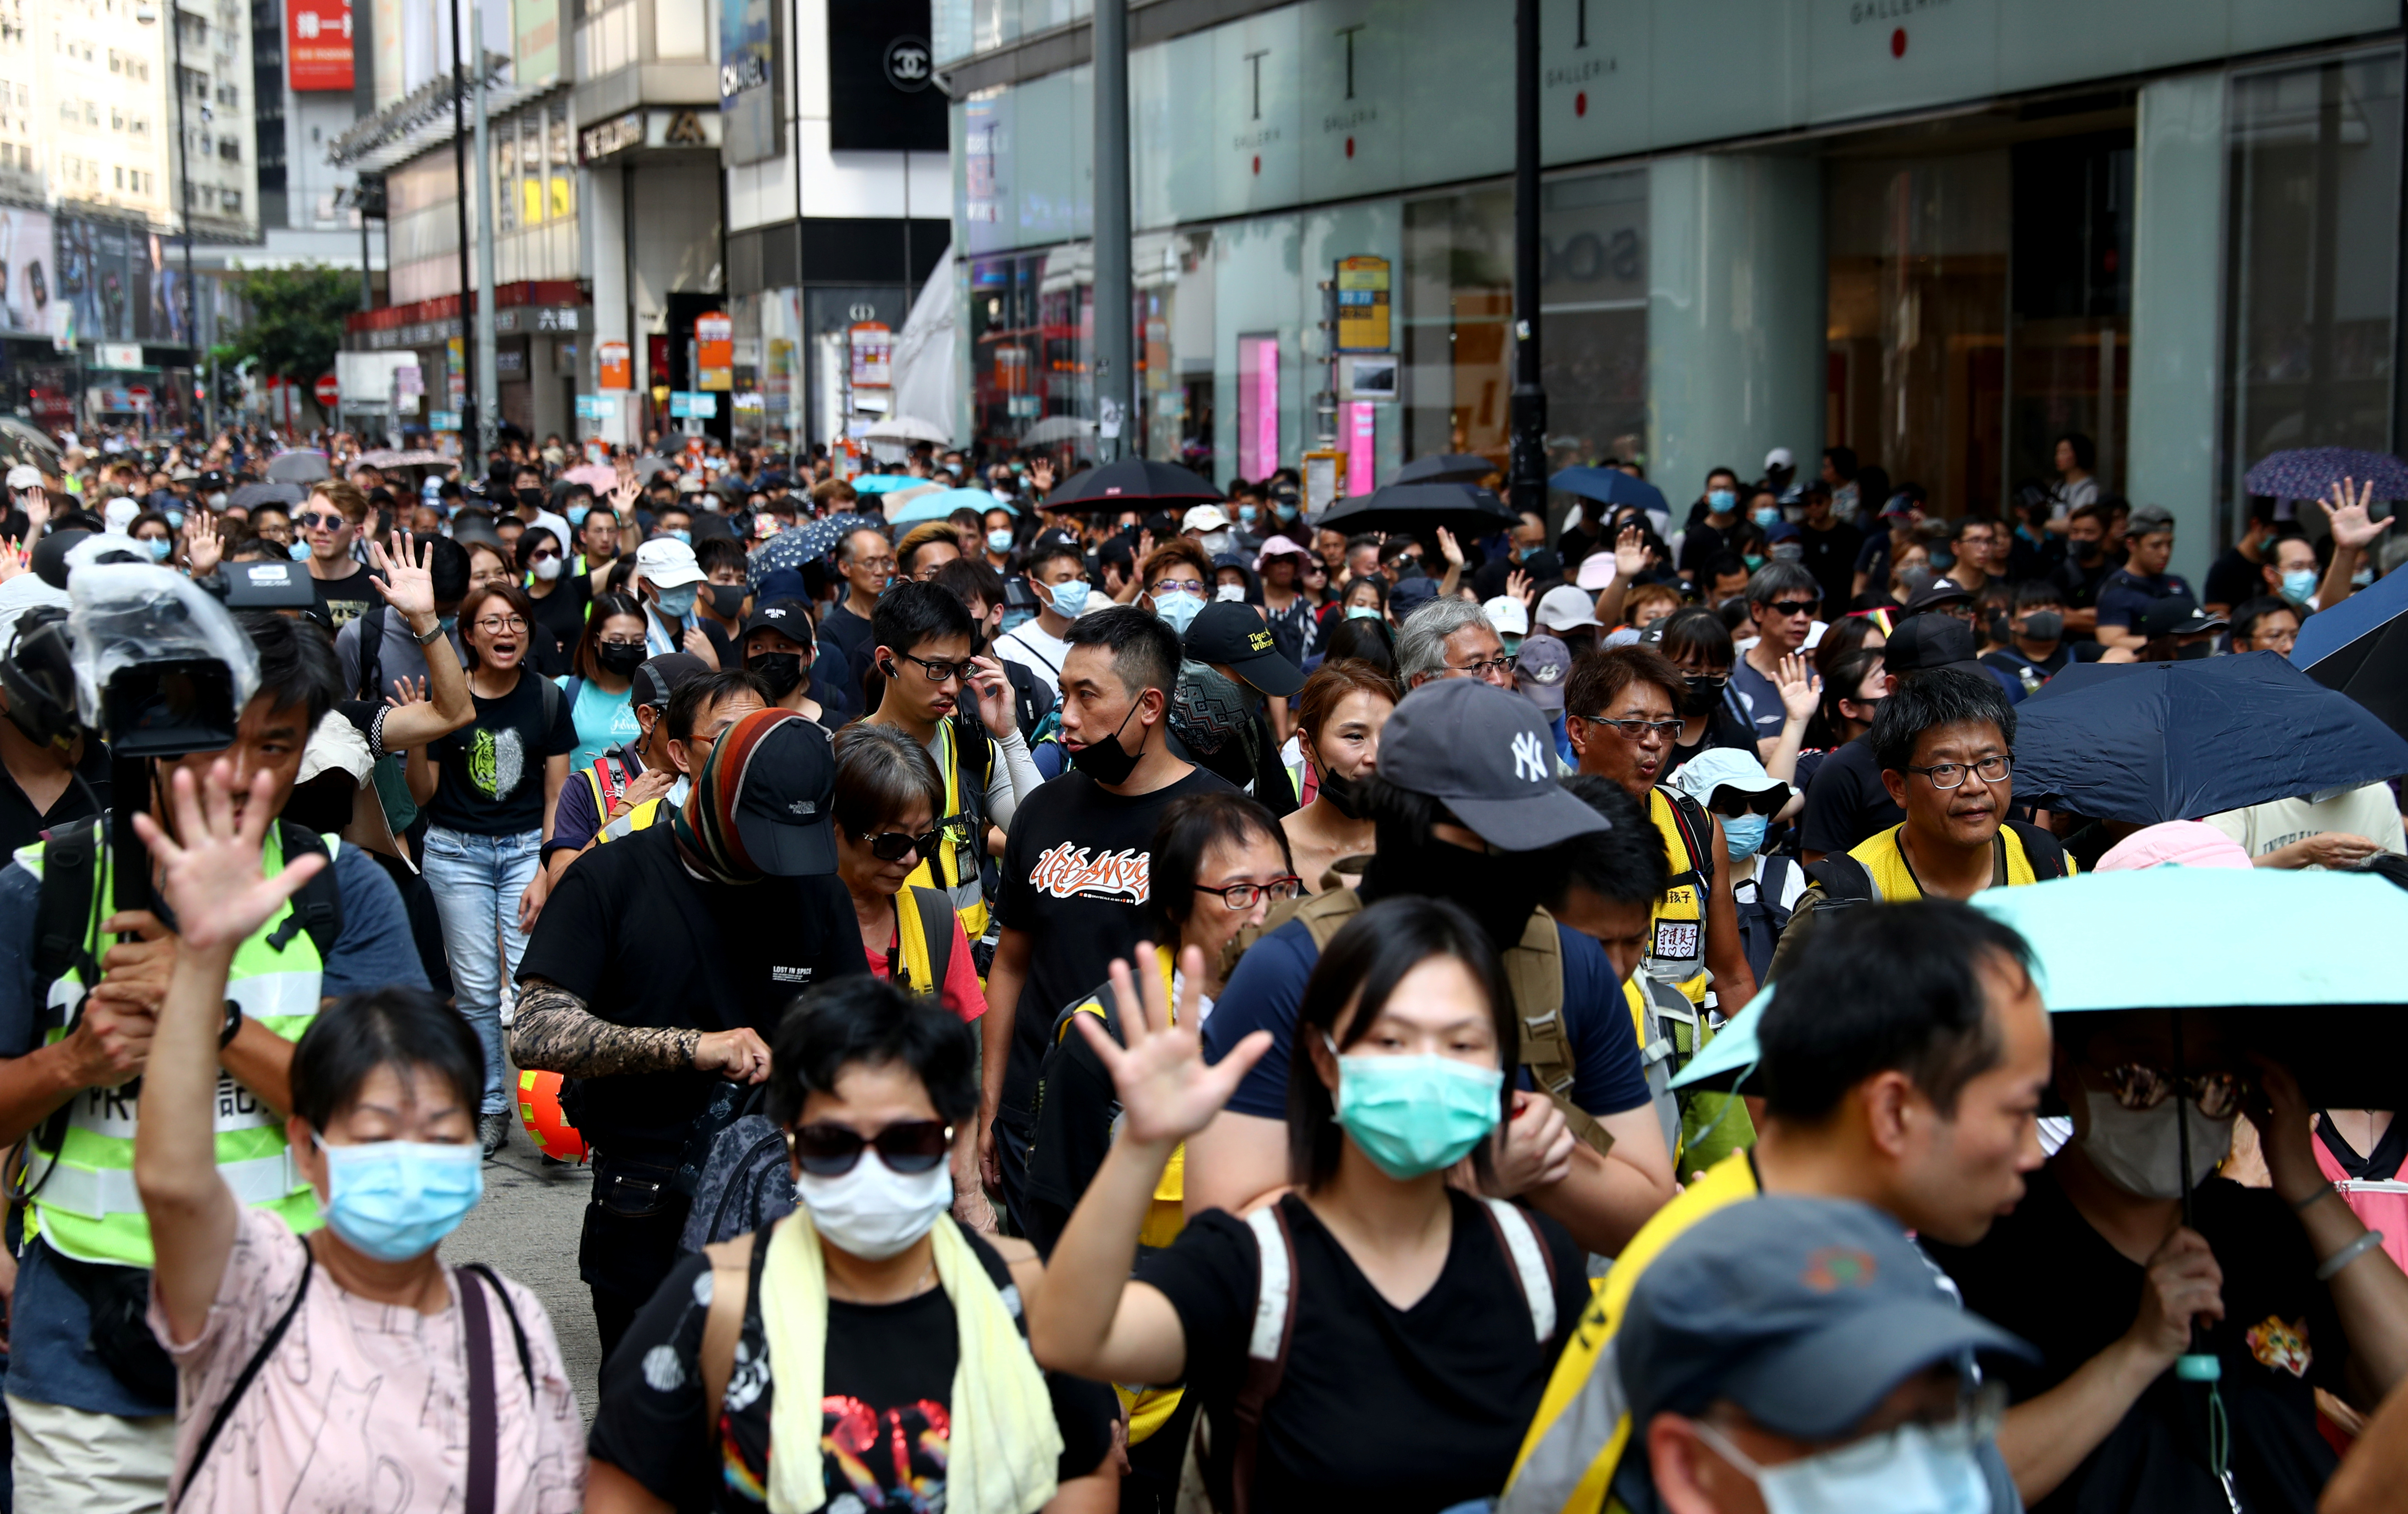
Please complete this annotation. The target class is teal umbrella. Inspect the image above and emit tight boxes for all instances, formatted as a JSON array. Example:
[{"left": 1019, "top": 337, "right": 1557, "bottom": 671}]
[
  {"left": 886, "top": 487, "right": 1001, "bottom": 528},
  {"left": 850, "top": 474, "right": 926, "bottom": 495},
  {"left": 1674, "top": 867, "right": 2408, "bottom": 1105}
]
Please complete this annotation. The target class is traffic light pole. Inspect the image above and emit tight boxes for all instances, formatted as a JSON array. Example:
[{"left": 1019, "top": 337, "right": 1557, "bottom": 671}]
[
  {"left": 1508, "top": 0, "right": 1548, "bottom": 510},
  {"left": 1092, "top": 0, "right": 1131, "bottom": 463}
]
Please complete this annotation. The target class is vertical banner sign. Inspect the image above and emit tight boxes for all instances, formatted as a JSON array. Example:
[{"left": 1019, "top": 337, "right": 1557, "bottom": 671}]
[
  {"left": 1335, "top": 256, "right": 1391, "bottom": 352},
  {"left": 287, "top": 0, "right": 356, "bottom": 90},
  {"left": 826, "top": 0, "right": 943, "bottom": 152},
  {"left": 1238, "top": 334, "right": 1280, "bottom": 480},
  {"left": 598, "top": 339, "right": 631, "bottom": 390},
  {"left": 849, "top": 322, "right": 892, "bottom": 389},
  {"left": 696, "top": 313, "right": 734, "bottom": 391},
  {"left": 511, "top": 0, "right": 559, "bottom": 87},
  {"left": 718, "top": 0, "right": 781, "bottom": 165}
]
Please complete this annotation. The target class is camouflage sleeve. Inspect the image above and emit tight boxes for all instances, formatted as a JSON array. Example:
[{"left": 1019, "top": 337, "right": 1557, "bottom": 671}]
[{"left": 509, "top": 976, "right": 701, "bottom": 1077}]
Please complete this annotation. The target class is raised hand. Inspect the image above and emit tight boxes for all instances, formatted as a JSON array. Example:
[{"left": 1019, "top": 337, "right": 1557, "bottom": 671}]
[
  {"left": 1614, "top": 524, "right": 1651, "bottom": 578},
  {"left": 0, "top": 542, "right": 27, "bottom": 584},
  {"left": 1776, "top": 652, "right": 1821, "bottom": 724},
  {"left": 608, "top": 472, "right": 642, "bottom": 523},
  {"left": 183, "top": 510, "right": 222, "bottom": 577},
  {"left": 387, "top": 674, "right": 429, "bottom": 709},
  {"left": 2317, "top": 477, "right": 2393, "bottom": 553},
  {"left": 1076, "top": 944, "right": 1272, "bottom": 1146},
  {"left": 1435, "top": 526, "right": 1466, "bottom": 569},
  {"left": 1507, "top": 568, "right": 1536, "bottom": 610},
  {"left": 130, "top": 760, "right": 327, "bottom": 954},
  {"left": 366, "top": 529, "right": 436, "bottom": 619},
  {"left": 1030, "top": 456, "right": 1055, "bottom": 495},
  {"left": 967, "top": 654, "right": 1013, "bottom": 735}
]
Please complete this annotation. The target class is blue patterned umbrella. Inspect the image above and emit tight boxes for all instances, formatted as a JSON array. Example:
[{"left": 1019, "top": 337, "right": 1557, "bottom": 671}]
[
  {"left": 748, "top": 512, "right": 886, "bottom": 587},
  {"left": 2243, "top": 448, "right": 2408, "bottom": 502}
]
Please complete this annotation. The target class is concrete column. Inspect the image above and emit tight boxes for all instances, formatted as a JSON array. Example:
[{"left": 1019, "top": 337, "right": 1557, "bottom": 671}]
[
  {"left": 2127, "top": 72, "right": 2228, "bottom": 589},
  {"left": 584, "top": 165, "right": 633, "bottom": 443},
  {"left": 1647, "top": 153, "right": 1825, "bottom": 509}
]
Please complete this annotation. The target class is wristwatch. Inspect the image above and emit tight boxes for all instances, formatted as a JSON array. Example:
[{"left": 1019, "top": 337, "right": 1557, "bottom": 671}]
[
  {"left": 218, "top": 999, "right": 243, "bottom": 1049},
  {"left": 412, "top": 619, "right": 445, "bottom": 646}
]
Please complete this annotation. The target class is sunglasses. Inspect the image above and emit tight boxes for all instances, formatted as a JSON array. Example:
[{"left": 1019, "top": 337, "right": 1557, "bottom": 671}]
[
  {"left": 1759, "top": 599, "right": 1819, "bottom": 618},
  {"left": 2099, "top": 1064, "right": 2246, "bottom": 1120},
  {"left": 860, "top": 825, "right": 946, "bottom": 863},
  {"left": 295, "top": 511, "right": 347, "bottom": 531},
  {"left": 788, "top": 1119, "right": 953, "bottom": 1177}
]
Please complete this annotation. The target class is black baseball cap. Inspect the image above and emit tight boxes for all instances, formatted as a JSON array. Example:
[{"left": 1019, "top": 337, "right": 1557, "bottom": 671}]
[
  {"left": 632, "top": 651, "right": 709, "bottom": 710},
  {"left": 1882, "top": 612, "right": 1987, "bottom": 679},
  {"left": 727, "top": 711, "right": 838, "bottom": 876},
  {"left": 1904, "top": 577, "right": 1972, "bottom": 614},
  {"left": 741, "top": 598, "right": 816, "bottom": 646},
  {"left": 1619, "top": 1196, "right": 2032, "bottom": 1458},
  {"left": 2137, "top": 596, "right": 2223, "bottom": 639},
  {"left": 1184, "top": 600, "right": 1304, "bottom": 698},
  {"left": 1378, "top": 678, "right": 1609, "bottom": 852}
]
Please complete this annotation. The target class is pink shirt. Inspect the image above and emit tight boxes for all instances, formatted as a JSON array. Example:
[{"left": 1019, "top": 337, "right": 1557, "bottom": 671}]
[
  {"left": 864, "top": 904, "right": 989, "bottom": 1024},
  {"left": 149, "top": 1207, "right": 587, "bottom": 1514}
]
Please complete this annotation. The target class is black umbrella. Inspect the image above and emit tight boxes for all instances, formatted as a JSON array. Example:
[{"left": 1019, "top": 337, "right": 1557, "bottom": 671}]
[
  {"left": 264, "top": 450, "right": 331, "bottom": 484},
  {"left": 1394, "top": 453, "right": 1500, "bottom": 486},
  {"left": 2011, "top": 654, "right": 2408, "bottom": 823},
  {"left": 1315, "top": 483, "right": 1516, "bottom": 540},
  {"left": 2292, "top": 557, "right": 2408, "bottom": 741},
  {"left": 1044, "top": 458, "right": 1222, "bottom": 511}
]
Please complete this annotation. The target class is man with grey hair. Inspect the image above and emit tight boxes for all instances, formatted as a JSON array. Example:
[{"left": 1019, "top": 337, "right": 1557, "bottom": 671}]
[
  {"left": 820, "top": 524, "right": 896, "bottom": 714},
  {"left": 1729, "top": 560, "right": 1820, "bottom": 756},
  {"left": 1397, "top": 595, "right": 1517, "bottom": 690}
]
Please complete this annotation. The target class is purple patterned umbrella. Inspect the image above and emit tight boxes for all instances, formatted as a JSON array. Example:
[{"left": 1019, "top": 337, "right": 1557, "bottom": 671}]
[{"left": 2243, "top": 448, "right": 2408, "bottom": 502}]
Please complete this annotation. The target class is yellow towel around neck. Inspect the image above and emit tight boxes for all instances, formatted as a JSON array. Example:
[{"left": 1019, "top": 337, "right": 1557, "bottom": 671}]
[{"left": 759, "top": 1208, "right": 1064, "bottom": 1514}]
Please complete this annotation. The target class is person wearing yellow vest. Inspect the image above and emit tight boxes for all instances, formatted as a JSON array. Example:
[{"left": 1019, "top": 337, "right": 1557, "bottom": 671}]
[
  {"left": 1503, "top": 897, "right": 2055, "bottom": 1514},
  {"left": 1770, "top": 664, "right": 2072, "bottom": 980},
  {"left": 1026, "top": 790, "right": 1300, "bottom": 1507},
  {"left": 0, "top": 610, "right": 430, "bottom": 1512},
  {"left": 589, "top": 667, "right": 768, "bottom": 849},
  {"left": 541, "top": 651, "right": 714, "bottom": 884},
  {"left": 1564, "top": 646, "right": 1759, "bottom": 1015},
  {"left": 860, "top": 582, "right": 1041, "bottom": 949}
]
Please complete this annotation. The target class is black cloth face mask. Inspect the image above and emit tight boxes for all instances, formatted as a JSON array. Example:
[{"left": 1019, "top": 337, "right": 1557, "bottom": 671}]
[
  {"left": 1069, "top": 700, "right": 1144, "bottom": 787},
  {"left": 596, "top": 642, "right": 647, "bottom": 677},
  {"left": 748, "top": 652, "right": 806, "bottom": 698}
]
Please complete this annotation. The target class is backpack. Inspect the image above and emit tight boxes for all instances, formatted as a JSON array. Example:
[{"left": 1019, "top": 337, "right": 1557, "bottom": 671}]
[
  {"left": 1217, "top": 885, "right": 1612, "bottom": 1156},
  {"left": 1174, "top": 1198, "right": 1559, "bottom": 1514},
  {"left": 1803, "top": 819, "right": 2070, "bottom": 906}
]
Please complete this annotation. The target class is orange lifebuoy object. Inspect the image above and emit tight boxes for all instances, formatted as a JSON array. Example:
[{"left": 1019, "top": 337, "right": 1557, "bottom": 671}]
[{"left": 516, "top": 1069, "right": 588, "bottom": 1162}]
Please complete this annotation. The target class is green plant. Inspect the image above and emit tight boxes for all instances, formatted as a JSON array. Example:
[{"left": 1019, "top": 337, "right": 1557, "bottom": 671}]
[{"left": 212, "top": 264, "right": 359, "bottom": 385}]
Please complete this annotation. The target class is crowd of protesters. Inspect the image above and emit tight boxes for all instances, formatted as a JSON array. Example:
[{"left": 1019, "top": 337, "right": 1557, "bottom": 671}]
[{"left": 0, "top": 416, "right": 2402, "bottom": 1514}]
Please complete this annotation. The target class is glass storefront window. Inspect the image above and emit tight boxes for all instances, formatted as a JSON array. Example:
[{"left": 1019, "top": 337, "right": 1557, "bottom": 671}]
[{"left": 2222, "top": 51, "right": 2402, "bottom": 514}]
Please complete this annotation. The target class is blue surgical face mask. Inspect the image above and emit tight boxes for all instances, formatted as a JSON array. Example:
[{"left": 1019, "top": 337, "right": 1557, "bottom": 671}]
[
  {"left": 1346, "top": 604, "right": 1384, "bottom": 621},
  {"left": 566, "top": 504, "right": 590, "bottom": 527},
  {"left": 1327, "top": 1036, "right": 1504, "bottom": 1180},
  {"left": 1154, "top": 589, "right": 1206, "bottom": 635},
  {"left": 438, "top": 613, "right": 459, "bottom": 634},
  {"left": 314, "top": 1134, "right": 484, "bottom": 1263},
  {"left": 1754, "top": 505, "right": 1783, "bottom": 529},
  {"left": 1722, "top": 812, "right": 1768, "bottom": 861},
  {"left": 288, "top": 541, "right": 312, "bottom": 562},
  {"left": 1744, "top": 553, "right": 1766, "bottom": 572},
  {"left": 1042, "top": 576, "right": 1090, "bottom": 619},
  {"left": 669, "top": 528, "right": 691, "bottom": 546},
  {"left": 1708, "top": 488, "right": 1737, "bottom": 513},
  {"left": 1692, "top": 1418, "right": 1991, "bottom": 1514},
  {"left": 2282, "top": 568, "right": 2319, "bottom": 602},
  {"left": 987, "top": 527, "right": 1014, "bottom": 554},
  {"left": 654, "top": 582, "right": 700, "bottom": 619},
  {"left": 1238, "top": 504, "right": 1258, "bottom": 524},
  {"left": 163, "top": 508, "right": 184, "bottom": 528},
  {"left": 142, "top": 537, "right": 171, "bottom": 562}
]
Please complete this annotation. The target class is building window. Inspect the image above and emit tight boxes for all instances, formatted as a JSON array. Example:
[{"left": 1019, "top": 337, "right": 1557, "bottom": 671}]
[{"left": 222, "top": 187, "right": 239, "bottom": 211}]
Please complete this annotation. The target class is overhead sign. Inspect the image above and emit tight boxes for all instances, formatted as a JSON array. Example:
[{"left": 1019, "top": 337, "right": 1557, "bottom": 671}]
[
  {"left": 578, "top": 107, "right": 723, "bottom": 164},
  {"left": 827, "top": 0, "right": 944, "bottom": 152},
  {"left": 575, "top": 394, "right": 619, "bottom": 419},
  {"left": 696, "top": 312, "right": 733, "bottom": 391},
  {"left": 429, "top": 409, "right": 461, "bottom": 431},
  {"left": 669, "top": 391, "right": 718, "bottom": 418},
  {"left": 93, "top": 342, "right": 143, "bottom": 369},
  {"left": 287, "top": 0, "right": 354, "bottom": 91},
  {"left": 849, "top": 322, "right": 891, "bottom": 389},
  {"left": 1335, "top": 256, "right": 1392, "bottom": 352}
]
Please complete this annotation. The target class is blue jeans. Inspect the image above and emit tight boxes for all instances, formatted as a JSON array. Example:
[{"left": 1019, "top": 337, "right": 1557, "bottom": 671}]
[{"left": 420, "top": 825, "right": 540, "bottom": 1114}]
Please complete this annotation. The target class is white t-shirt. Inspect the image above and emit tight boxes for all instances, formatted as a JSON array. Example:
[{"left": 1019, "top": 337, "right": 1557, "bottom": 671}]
[
  {"left": 995, "top": 620, "right": 1072, "bottom": 697},
  {"left": 2204, "top": 781, "right": 2408, "bottom": 864}
]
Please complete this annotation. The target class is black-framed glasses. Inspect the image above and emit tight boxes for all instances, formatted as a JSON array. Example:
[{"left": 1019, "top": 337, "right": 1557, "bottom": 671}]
[
  {"left": 893, "top": 650, "right": 980, "bottom": 684},
  {"left": 859, "top": 825, "right": 945, "bottom": 863},
  {"left": 473, "top": 614, "right": 530, "bottom": 634},
  {"left": 1905, "top": 754, "right": 2011, "bottom": 789},
  {"left": 788, "top": 1119, "right": 953, "bottom": 1177},
  {"left": 1195, "top": 876, "right": 1305, "bottom": 910},
  {"left": 1580, "top": 714, "right": 1683, "bottom": 741},
  {"left": 2099, "top": 1064, "right": 2246, "bottom": 1120},
  {"left": 1759, "top": 599, "right": 1819, "bottom": 618},
  {"left": 1451, "top": 654, "right": 1515, "bottom": 678}
]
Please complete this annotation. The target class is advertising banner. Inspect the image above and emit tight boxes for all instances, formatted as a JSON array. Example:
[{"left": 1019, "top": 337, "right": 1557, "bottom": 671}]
[
  {"left": 718, "top": 0, "right": 780, "bottom": 165},
  {"left": 0, "top": 208, "right": 55, "bottom": 338},
  {"left": 55, "top": 218, "right": 184, "bottom": 345},
  {"left": 288, "top": 0, "right": 354, "bottom": 91}
]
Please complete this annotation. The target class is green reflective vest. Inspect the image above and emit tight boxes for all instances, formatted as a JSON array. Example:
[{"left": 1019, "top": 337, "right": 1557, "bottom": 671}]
[{"left": 15, "top": 823, "right": 330, "bottom": 1267}]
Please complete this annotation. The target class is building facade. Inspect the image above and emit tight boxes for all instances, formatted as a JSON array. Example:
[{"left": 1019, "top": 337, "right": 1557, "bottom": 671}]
[{"left": 940, "top": 0, "right": 2405, "bottom": 587}]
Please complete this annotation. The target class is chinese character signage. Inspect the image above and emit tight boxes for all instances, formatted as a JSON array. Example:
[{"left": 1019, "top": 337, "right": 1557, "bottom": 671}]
[
  {"left": 849, "top": 323, "right": 892, "bottom": 389},
  {"left": 1335, "top": 256, "right": 1391, "bottom": 353},
  {"left": 288, "top": 0, "right": 354, "bottom": 92}
]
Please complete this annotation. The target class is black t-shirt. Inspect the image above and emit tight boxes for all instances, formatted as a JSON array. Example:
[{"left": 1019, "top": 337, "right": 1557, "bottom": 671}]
[
  {"left": 1800, "top": 736, "right": 1903, "bottom": 857},
  {"left": 423, "top": 672, "right": 580, "bottom": 835},
  {"left": 525, "top": 572, "right": 590, "bottom": 650},
  {"left": 0, "top": 736, "right": 110, "bottom": 862},
  {"left": 588, "top": 1230, "right": 1116, "bottom": 1513},
  {"left": 1678, "top": 519, "right": 1737, "bottom": 577},
  {"left": 310, "top": 561, "right": 377, "bottom": 631},
  {"left": 993, "top": 764, "right": 1233, "bottom": 1120},
  {"left": 819, "top": 602, "right": 878, "bottom": 714},
  {"left": 516, "top": 823, "right": 865, "bottom": 1156},
  {"left": 1797, "top": 518, "right": 1863, "bottom": 610},
  {"left": 1136, "top": 1191, "right": 1588, "bottom": 1511},
  {"left": 1926, "top": 1167, "right": 2345, "bottom": 1514},
  {"left": 2204, "top": 546, "right": 2266, "bottom": 610},
  {"left": 2051, "top": 554, "right": 2116, "bottom": 612}
]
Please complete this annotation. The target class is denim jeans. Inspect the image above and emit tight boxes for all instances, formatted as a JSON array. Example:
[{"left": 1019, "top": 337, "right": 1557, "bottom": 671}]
[{"left": 420, "top": 825, "right": 540, "bottom": 1114}]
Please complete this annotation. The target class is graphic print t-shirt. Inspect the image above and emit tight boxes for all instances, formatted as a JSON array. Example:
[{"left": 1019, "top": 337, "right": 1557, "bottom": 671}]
[
  {"left": 424, "top": 673, "right": 579, "bottom": 835},
  {"left": 993, "top": 765, "right": 1232, "bottom": 1119}
]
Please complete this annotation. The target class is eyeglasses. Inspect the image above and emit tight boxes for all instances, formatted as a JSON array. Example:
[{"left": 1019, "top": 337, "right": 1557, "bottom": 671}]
[
  {"left": 1195, "top": 877, "right": 1305, "bottom": 911},
  {"left": 892, "top": 650, "right": 981, "bottom": 684},
  {"left": 1451, "top": 654, "right": 1516, "bottom": 679},
  {"left": 1758, "top": 599, "right": 1819, "bottom": 618},
  {"left": 2099, "top": 1064, "right": 2246, "bottom": 1120},
  {"left": 859, "top": 825, "right": 945, "bottom": 863},
  {"left": 473, "top": 614, "right": 530, "bottom": 634},
  {"left": 295, "top": 511, "right": 347, "bottom": 531},
  {"left": 1580, "top": 714, "right": 1683, "bottom": 742},
  {"left": 1151, "top": 578, "right": 1207, "bottom": 597},
  {"left": 787, "top": 1119, "right": 953, "bottom": 1177},
  {"left": 1905, "top": 754, "right": 2011, "bottom": 789}
]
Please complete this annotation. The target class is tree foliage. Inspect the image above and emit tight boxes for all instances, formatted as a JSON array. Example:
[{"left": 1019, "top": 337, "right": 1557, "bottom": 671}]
[{"left": 214, "top": 264, "right": 360, "bottom": 385}]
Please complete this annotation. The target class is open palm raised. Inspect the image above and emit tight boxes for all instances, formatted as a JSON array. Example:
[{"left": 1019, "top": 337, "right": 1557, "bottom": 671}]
[
  {"left": 1075, "top": 944, "right": 1273, "bottom": 1146},
  {"left": 130, "top": 760, "right": 326, "bottom": 953}
]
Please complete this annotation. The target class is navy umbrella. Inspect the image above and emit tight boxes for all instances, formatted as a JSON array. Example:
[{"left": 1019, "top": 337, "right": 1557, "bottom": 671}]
[
  {"left": 2294, "top": 558, "right": 2408, "bottom": 741},
  {"left": 1315, "top": 482, "right": 1515, "bottom": 539},
  {"left": 2011, "top": 654, "right": 2408, "bottom": 823},
  {"left": 1045, "top": 458, "right": 1221, "bottom": 511},
  {"left": 748, "top": 512, "right": 884, "bottom": 587},
  {"left": 1550, "top": 466, "right": 1670, "bottom": 519},
  {"left": 2243, "top": 448, "right": 2408, "bottom": 502},
  {"left": 1395, "top": 453, "right": 1500, "bottom": 485}
]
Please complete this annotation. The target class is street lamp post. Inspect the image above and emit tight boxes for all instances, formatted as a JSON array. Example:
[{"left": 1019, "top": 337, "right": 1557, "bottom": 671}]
[
  {"left": 1508, "top": 0, "right": 1548, "bottom": 512},
  {"left": 154, "top": 2, "right": 203, "bottom": 434},
  {"left": 448, "top": 0, "right": 476, "bottom": 471},
  {"left": 1092, "top": 0, "right": 1131, "bottom": 463}
]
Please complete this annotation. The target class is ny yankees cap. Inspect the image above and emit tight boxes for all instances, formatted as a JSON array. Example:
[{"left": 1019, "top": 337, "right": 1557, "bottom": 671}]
[
  {"left": 1379, "top": 677, "right": 1609, "bottom": 853},
  {"left": 1184, "top": 599, "right": 1305, "bottom": 698}
]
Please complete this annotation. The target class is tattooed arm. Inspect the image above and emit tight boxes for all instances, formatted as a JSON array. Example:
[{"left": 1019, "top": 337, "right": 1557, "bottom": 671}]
[{"left": 510, "top": 977, "right": 772, "bottom": 1082}]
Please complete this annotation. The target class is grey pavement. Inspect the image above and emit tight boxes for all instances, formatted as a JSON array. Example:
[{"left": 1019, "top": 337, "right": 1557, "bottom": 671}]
[{"left": 446, "top": 1102, "right": 607, "bottom": 1420}]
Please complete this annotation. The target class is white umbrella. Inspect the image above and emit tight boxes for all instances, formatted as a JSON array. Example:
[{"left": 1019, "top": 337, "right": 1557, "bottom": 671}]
[
  {"left": 864, "top": 414, "right": 951, "bottom": 445},
  {"left": 1022, "top": 414, "right": 1097, "bottom": 445}
]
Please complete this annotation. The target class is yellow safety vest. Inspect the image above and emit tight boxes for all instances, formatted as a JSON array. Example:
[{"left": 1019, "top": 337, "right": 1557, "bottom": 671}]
[
  {"left": 1842, "top": 821, "right": 2074, "bottom": 901},
  {"left": 902, "top": 719, "right": 993, "bottom": 941},
  {"left": 1642, "top": 787, "right": 1714, "bottom": 1006},
  {"left": 16, "top": 825, "right": 329, "bottom": 1266},
  {"left": 1502, "top": 1153, "right": 1763, "bottom": 1514}
]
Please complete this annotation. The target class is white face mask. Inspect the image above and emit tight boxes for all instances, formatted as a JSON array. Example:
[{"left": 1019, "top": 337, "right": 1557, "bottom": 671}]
[
  {"left": 1694, "top": 1417, "right": 1994, "bottom": 1514},
  {"left": 530, "top": 555, "right": 563, "bottom": 582},
  {"left": 2080, "top": 1089, "right": 2233, "bottom": 1200},
  {"left": 793, "top": 1150, "right": 952, "bottom": 1260}
]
